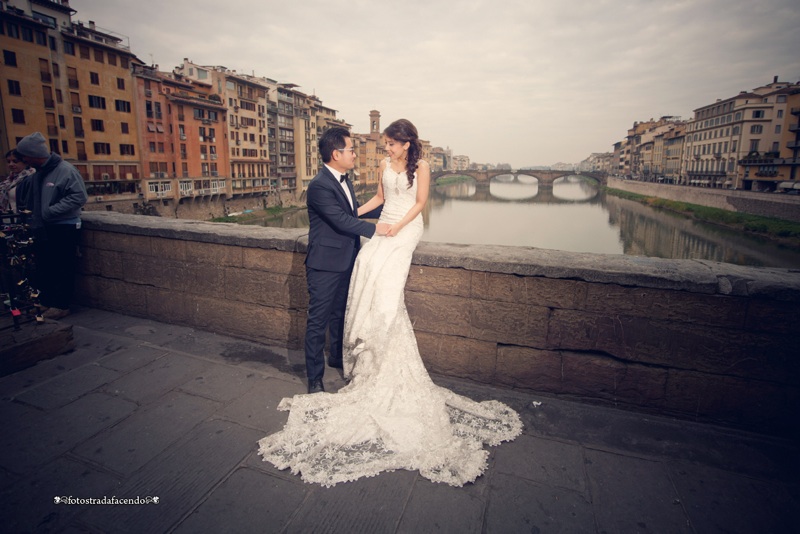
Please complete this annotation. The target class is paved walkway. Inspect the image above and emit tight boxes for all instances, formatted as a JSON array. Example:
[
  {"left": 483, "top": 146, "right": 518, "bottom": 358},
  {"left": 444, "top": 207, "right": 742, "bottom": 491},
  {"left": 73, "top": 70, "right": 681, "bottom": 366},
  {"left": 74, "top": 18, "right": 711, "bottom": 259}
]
[{"left": 0, "top": 307, "right": 797, "bottom": 533}]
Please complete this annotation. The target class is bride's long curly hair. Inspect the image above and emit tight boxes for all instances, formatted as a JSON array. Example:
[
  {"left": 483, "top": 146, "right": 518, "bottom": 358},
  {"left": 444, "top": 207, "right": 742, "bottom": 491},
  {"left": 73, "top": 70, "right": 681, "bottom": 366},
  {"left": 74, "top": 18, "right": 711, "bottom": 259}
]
[{"left": 384, "top": 119, "right": 421, "bottom": 188}]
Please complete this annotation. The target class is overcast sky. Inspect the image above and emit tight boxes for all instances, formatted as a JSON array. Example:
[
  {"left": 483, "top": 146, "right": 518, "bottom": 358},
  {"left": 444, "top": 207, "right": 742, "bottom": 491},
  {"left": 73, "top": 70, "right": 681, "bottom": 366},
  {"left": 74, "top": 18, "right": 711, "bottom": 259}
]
[{"left": 71, "top": 0, "right": 799, "bottom": 168}]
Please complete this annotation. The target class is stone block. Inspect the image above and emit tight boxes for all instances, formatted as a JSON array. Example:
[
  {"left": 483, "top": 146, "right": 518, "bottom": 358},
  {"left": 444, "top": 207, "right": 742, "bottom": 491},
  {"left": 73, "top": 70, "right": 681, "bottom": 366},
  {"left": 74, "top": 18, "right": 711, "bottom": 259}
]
[
  {"left": 0, "top": 322, "right": 75, "bottom": 377},
  {"left": 470, "top": 299, "right": 549, "bottom": 346},
  {"left": 125, "top": 255, "right": 187, "bottom": 291},
  {"left": 150, "top": 236, "right": 187, "bottom": 261},
  {"left": 416, "top": 331, "right": 496, "bottom": 382},
  {"left": 192, "top": 296, "right": 294, "bottom": 347},
  {"left": 82, "top": 277, "right": 147, "bottom": 317},
  {"left": 145, "top": 286, "right": 192, "bottom": 325},
  {"left": 583, "top": 284, "right": 748, "bottom": 328},
  {"left": 745, "top": 297, "right": 800, "bottom": 334},
  {"left": 185, "top": 262, "right": 226, "bottom": 298},
  {"left": 407, "top": 292, "right": 472, "bottom": 337},
  {"left": 471, "top": 271, "right": 585, "bottom": 309},
  {"left": 495, "top": 345, "right": 562, "bottom": 391},
  {"left": 184, "top": 240, "right": 242, "bottom": 267},
  {"left": 92, "top": 231, "right": 150, "bottom": 254},
  {"left": 242, "top": 248, "right": 298, "bottom": 275},
  {"left": 561, "top": 351, "right": 667, "bottom": 405},
  {"left": 406, "top": 264, "right": 471, "bottom": 297},
  {"left": 225, "top": 267, "right": 292, "bottom": 307}
]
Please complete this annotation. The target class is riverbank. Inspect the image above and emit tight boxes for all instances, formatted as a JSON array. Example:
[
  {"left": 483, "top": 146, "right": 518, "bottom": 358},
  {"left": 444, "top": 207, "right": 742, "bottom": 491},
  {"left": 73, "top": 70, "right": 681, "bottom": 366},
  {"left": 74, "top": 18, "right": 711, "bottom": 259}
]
[{"left": 604, "top": 187, "right": 800, "bottom": 252}]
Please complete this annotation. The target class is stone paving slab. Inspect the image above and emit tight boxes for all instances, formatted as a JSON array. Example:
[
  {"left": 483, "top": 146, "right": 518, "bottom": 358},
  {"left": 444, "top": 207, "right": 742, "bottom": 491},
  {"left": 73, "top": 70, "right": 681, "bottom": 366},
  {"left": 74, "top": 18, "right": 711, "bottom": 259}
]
[
  {"left": 15, "top": 363, "right": 122, "bottom": 410},
  {"left": 584, "top": 449, "right": 691, "bottom": 533},
  {"left": 485, "top": 472, "right": 596, "bottom": 533},
  {"left": 78, "top": 419, "right": 263, "bottom": 533},
  {"left": 101, "top": 352, "right": 210, "bottom": 405},
  {"left": 0, "top": 392, "right": 137, "bottom": 474},
  {"left": 72, "top": 390, "right": 222, "bottom": 477}
]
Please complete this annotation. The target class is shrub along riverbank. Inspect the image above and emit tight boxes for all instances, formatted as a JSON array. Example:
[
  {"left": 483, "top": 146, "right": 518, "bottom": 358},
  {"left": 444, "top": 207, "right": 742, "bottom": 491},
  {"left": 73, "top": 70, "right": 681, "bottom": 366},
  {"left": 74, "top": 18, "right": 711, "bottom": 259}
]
[{"left": 605, "top": 187, "right": 800, "bottom": 251}]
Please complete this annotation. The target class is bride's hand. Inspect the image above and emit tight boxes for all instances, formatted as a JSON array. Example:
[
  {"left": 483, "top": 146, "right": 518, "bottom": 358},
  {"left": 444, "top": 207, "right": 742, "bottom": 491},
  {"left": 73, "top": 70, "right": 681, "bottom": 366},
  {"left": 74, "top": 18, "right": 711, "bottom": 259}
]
[{"left": 386, "top": 224, "right": 401, "bottom": 237}]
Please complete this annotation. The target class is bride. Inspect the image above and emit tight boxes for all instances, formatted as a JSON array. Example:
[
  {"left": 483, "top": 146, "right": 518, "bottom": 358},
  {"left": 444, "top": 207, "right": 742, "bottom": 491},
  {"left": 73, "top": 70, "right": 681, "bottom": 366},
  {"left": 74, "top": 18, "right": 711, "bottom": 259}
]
[{"left": 258, "top": 119, "right": 522, "bottom": 487}]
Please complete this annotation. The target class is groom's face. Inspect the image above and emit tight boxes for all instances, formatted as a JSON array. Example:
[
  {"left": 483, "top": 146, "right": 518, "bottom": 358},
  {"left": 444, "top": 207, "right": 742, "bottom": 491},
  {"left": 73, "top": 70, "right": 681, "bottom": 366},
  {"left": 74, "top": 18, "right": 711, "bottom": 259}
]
[{"left": 331, "top": 137, "right": 357, "bottom": 173}]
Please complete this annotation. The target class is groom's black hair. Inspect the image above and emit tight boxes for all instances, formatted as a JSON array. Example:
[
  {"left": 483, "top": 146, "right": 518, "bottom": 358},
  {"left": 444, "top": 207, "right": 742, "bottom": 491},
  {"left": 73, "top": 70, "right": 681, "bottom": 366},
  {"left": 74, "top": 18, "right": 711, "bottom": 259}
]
[{"left": 319, "top": 127, "right": 350, "bottom": 164}]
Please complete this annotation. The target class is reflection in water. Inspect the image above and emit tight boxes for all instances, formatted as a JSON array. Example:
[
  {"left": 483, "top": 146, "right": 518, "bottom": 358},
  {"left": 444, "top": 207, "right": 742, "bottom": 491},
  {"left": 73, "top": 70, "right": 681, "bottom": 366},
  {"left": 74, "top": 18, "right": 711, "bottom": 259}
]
[{"left": 246, "top": 177, "right": 800, "bottom": 267}]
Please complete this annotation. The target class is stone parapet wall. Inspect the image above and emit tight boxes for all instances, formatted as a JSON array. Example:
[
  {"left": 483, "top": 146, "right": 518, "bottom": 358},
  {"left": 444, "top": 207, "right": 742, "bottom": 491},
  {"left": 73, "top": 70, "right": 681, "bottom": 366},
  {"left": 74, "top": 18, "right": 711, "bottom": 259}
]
[
  {"left": 608, "top": 177, "right": 800, "bottom": 223},
  {"left": 76, "top": 212, "right": 800, "bottom": 435}
]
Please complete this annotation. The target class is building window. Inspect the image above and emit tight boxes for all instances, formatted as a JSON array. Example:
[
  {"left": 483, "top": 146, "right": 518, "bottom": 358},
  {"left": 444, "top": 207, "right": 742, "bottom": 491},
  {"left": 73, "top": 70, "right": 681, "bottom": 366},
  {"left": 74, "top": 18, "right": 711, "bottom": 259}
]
[
  {"left": 64, "top": 41, "right": 75, "bottom": 55},
  {"left": 62, "top": 140, "right": 68, "bottom": 153},
  {"left": 777, "top": 110, "right": 784, "bottom": 119},
  {"left": 21, "top": 27, "right": 33, "bottom": 42},
  {"left": 116, "top": 77, "right": 125, "bottom": 90},
  {"left": 6, "top": 22, "right": 20, "bottom": 38},
  {"left": 79, "top": 45, "right": 90, "bottom": 59},
  {"left": 752, "top": 110, "right": 764, "bottom": 119},
  {"left": 107, "top": 53, "right": 117, "bottom": 66},
  {"left": 119, "top": 144, "right": 135, "bottom": 155},
  {"left": 93, "top": 142, "right": 111, "bottom": 155},
  {"left": 11, "top": 109, "right": 25, "bottom": 124},
  {"left": 121, "top": 122, "right": 129, "bottom": 134},
  {"left": 94, "top": 48, "right": 104, "bottom": 63},
  {"left": 750, "top": 125, "right": 763, "bottom": 134},
  {"left": 35, "top": 30, "right": 47, "bottom": 46},
  {"left": 115, "top": 100, "right": 131, "bottom": 113},
  {"left": 91, "top": 119, "right": 105, "bottom": 132},
  {"left": 3, "top": 50, "right": 17, "bottom": 67},
  {"left": 749, "top": 139, "right": 760, "bottom": 153},
  {"left": 7, "top": 79, "right": 21, "bottom": 95},
  {"left": 88, "top": 95, "right": 107, "bottom": 109},
  {"left": 90, "top": 72, "right": 100, "bottom": 85},
  {"left": 775, "top": 125, "right": 781, "bottom": 134}
]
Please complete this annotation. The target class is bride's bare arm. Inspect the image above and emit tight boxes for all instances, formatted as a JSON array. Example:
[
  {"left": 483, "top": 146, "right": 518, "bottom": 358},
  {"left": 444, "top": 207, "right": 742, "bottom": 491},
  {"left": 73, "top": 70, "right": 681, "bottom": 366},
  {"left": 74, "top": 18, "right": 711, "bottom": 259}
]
[
  {"left": 357, "top": 159, "right": 386, "bottom": 217},
  {"left": 386, "top": 160, "right": 430, "bottom": 237}
]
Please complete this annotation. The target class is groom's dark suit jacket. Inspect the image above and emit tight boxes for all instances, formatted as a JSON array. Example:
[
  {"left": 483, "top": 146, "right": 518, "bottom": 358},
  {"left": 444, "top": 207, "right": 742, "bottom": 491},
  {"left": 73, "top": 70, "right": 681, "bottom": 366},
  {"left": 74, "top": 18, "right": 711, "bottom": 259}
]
[{"left": 305, "top": 166, "right": 376, "bottom": 271}]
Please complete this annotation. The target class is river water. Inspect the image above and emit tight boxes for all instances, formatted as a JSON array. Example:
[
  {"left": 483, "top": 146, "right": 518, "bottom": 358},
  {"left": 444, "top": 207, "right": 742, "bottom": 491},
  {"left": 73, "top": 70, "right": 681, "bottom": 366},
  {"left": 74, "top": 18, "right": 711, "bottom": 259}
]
[{"left": 248, "top": 175, "right": 800, "bottom": 268}]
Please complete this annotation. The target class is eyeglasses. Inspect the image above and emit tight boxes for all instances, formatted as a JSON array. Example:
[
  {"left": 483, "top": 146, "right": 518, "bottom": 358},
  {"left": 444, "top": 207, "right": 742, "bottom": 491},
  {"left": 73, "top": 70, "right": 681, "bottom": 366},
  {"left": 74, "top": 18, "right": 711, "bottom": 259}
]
[{"left": 336, "top": 148, "right": 356, "bottom": 154}]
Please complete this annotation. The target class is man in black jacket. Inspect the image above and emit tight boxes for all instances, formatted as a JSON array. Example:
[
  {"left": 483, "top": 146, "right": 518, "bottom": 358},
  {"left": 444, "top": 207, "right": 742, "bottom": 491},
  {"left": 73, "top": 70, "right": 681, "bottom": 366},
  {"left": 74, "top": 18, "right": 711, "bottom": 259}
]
[{"left": 303, "top": 127, "right": 388, "bottom": 393}]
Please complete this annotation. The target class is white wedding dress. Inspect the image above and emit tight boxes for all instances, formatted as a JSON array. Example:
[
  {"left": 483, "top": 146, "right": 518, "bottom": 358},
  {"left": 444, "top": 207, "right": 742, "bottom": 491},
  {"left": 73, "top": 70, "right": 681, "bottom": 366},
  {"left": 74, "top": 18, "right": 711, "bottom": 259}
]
[{"left": 258, "top": 160, "right": 522, "bottom": 487}]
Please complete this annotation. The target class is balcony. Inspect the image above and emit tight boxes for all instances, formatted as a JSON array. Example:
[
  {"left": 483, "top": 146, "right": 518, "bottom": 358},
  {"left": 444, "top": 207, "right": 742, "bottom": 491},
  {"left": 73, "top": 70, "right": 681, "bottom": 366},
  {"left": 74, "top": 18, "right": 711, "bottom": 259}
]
[
  {"left": 789, "top": 123, "right": 800, "bottom": 133},
  {"left": 787, "top": 141, "right": 800, "bottom": 150}
]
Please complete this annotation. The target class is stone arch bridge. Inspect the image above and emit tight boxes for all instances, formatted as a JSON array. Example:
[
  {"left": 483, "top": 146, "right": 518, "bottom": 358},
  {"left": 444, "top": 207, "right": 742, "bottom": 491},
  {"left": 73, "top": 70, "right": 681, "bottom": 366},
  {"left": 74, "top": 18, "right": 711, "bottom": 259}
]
[{"left": 432, "top": 169, "right": 606, "bottom": 186}]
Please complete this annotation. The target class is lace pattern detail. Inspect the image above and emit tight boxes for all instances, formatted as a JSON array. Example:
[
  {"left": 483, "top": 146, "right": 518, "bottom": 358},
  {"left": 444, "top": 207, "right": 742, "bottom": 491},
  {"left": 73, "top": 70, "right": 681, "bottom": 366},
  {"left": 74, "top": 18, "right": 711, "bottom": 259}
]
[{"left": 258, "top": 159, "right": 522, "bottom": 487}]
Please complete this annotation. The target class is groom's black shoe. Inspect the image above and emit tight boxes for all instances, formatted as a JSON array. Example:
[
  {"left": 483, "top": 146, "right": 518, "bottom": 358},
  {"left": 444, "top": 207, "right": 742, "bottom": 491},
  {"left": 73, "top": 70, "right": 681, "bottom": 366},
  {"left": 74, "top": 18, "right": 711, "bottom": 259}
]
[
  {"left": 308, "top": 379, "right": 325, "bottom": 394},
  {"left": 327, "top": 358, "right": 343, "bottom": 369}
]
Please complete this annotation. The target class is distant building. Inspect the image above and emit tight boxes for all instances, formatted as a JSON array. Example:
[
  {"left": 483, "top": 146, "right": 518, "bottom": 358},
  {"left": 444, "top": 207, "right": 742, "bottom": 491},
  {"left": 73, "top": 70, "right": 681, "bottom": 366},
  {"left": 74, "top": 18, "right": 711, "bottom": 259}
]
[
  {"left": 0, "top": 0, "right": 143, "bottom": 202},
  {"left": 682, "top": 77, "right": 799, "bottom": 190}
]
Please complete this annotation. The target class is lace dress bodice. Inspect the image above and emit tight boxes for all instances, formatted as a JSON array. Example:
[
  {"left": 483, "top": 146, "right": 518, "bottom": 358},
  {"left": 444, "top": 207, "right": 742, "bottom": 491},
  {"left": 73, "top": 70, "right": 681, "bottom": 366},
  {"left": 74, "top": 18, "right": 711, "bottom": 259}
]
[{"left": 258, "top": 159, "right": 522, "bottom": 487}]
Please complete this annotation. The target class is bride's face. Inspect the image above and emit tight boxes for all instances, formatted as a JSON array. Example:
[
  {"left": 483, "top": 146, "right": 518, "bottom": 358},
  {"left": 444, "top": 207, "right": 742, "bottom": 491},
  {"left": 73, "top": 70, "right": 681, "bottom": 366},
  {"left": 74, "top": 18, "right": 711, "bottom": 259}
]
[{"left": 384, "top": 137, "right": 409, "bottom": 161}]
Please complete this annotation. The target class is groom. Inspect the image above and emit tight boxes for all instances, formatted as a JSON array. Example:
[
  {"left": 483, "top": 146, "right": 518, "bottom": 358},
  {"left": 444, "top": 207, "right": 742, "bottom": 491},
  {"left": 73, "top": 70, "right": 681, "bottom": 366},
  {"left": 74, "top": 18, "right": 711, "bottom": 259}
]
[{"left": 304, "top": 127, "right": 388, "bottom": 394}]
